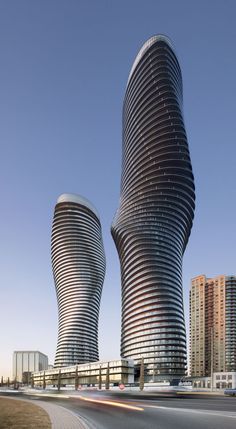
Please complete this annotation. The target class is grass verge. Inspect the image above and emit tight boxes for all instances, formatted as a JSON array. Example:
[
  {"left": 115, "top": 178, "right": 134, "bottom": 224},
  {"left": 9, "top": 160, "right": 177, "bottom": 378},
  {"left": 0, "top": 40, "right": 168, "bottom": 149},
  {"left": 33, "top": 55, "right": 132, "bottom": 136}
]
[{"left": 0, "top": 397, "right": 51, "bottom": 428}]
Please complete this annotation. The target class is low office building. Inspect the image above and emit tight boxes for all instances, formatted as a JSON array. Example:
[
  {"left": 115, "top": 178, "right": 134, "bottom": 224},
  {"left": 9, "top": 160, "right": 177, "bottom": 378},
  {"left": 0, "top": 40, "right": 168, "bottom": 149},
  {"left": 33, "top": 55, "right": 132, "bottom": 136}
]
[
  {"left": 214, "top": 372, "right": 236, "bottom": 389},
  {"left": 33, "top": 359, "right": 134, "bottom": 387},
  {"left": 190, "top": 372, "right": 236, "bottom": 390},
  {"left": 13, "top": 350, "right": 48, "bottom": 382}
]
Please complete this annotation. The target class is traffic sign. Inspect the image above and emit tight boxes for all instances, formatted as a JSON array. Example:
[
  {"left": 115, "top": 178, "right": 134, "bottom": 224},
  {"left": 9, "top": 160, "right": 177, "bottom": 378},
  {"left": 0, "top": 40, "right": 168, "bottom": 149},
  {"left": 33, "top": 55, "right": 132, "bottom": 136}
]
[{"left": 119, "top": 383, "right": 125, "bottom": 390}]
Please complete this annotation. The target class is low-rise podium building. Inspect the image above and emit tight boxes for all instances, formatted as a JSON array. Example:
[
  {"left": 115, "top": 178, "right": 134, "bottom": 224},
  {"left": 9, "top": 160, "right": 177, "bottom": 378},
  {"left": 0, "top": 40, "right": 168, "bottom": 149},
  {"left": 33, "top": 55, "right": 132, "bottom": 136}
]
[{"left": 33, "top": 359, "right": 134, "bottom": 387}]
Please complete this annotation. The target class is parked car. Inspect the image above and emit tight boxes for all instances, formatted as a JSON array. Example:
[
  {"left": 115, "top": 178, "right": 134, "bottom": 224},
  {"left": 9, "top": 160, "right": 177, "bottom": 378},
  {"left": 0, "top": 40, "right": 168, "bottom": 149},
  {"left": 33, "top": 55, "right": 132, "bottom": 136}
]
[{"left": 224, "top": 389, "right": 236, "bottom": 396}]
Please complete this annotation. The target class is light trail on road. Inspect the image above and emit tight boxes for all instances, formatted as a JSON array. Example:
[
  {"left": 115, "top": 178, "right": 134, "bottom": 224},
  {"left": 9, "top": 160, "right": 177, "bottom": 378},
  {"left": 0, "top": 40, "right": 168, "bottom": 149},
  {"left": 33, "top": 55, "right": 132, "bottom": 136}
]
[
  {"left": 2, "top": 391, "right": 236, "bottom": 429},
  {"left": 77, "top": 395, "right": 144, "bottom": 411}
]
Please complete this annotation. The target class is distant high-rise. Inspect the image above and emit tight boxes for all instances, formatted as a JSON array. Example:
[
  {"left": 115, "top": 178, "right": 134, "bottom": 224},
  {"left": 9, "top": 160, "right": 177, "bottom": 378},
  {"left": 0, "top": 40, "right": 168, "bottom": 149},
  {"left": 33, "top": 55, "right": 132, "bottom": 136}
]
[
  {"left": 190, "top": 275, "right": 236, "bottom": 377},
  {"left": 111, "top": 35, "right": 195, "bottom": 380},
  {"left": 52, "top": 194, "right": 106, "bottom": 368}
]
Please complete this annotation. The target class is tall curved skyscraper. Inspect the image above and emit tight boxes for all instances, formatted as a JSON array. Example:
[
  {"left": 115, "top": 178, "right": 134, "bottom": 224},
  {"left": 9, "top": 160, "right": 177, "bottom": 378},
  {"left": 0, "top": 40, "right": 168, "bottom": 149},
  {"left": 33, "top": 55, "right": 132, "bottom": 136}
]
[
  {"left": 111, "top": 35, "right": 195, "bottom": 380},
  {"left": 52, "top": 194, "right": 106, "bottom": 368}
]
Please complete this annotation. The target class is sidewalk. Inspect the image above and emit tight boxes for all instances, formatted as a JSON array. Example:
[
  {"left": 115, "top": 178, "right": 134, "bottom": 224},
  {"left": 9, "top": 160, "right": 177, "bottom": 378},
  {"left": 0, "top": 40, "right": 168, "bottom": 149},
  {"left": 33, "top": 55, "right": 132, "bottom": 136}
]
[
  {"left": 1, "top": 396, "right": 89, "bottom": 429},
  {"left": 35, "top": 400, "right": 89, "bottom": 429}
]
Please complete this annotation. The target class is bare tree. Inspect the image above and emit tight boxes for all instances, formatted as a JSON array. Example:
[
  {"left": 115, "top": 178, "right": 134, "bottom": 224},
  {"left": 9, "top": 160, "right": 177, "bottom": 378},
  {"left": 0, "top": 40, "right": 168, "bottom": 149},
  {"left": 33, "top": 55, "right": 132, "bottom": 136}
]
[
  {"left": 139, "top": 357, "right": 145, "bottom": 391},
  {"left": 105, "top": 362, "right": 110, "bottom": 390},
  {"left": 31, "top": 374, "right": 34, "bottom": 388},
  {"left": 57, "top": 369, "right": 61, "bottom": 392},
  {"left": 98, "top": 365, "right": 102, "bottom": 390},
  {"left": 75, "top": 366, "right": 79, "bottom": 391},
  {"left": 43, "top": 371, "right": 46, "bottom": 390}
]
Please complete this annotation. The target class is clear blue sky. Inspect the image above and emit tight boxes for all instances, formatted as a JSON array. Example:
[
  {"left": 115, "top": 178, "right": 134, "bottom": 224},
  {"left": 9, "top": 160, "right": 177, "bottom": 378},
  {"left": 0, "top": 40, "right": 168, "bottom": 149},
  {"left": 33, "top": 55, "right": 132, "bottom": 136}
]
[{"left": 0, "top": 0, "right": 236, "bottom": 378}]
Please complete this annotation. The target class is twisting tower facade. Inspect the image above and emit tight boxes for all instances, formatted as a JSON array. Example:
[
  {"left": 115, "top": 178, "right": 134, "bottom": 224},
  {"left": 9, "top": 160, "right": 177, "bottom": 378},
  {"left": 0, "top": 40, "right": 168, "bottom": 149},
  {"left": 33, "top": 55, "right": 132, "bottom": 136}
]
[
  {"left": 111, "top": 35, "right": 195, "bottom": 380},
  {"left": 52, "top": 194, "right": 106, "bottom": 368}
]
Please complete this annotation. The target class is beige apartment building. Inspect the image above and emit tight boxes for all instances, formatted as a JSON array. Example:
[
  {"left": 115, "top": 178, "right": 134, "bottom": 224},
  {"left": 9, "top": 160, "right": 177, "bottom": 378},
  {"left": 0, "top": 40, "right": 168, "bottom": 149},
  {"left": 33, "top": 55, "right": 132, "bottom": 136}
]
[{"left": 190, "top": 275, "right": 236, "bottom": 377}]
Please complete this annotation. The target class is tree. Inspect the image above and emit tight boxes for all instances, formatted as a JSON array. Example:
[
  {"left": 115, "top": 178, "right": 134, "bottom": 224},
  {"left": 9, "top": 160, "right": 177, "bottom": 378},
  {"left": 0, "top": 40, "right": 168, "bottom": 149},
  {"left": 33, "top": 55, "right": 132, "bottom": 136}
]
[
  {"left": 43, "top": 371, "right": 46, "bottom": 390},
  {"left": 75, "top": 366, "right": 79, "bottom": 391},
  {"left": 139, "top": 357, "right": 145, "bottom": 391},
  {"left": 0, "top": 376, "right": 3, "bottom": 386},
  {"left": 31, "top": 374, "right": 34, "bottom": 388},
  {"left": 13, "top": 377, "right": 17, "bottom": 390},
  {"left": 105, "top": 362, "right": 110, "bottom": 390},
  {"left": 57, "top": 369, "right": 61, "bottom": 392},
  {"left": 98, "top": 365, "right": 102, "bottom": 390}
]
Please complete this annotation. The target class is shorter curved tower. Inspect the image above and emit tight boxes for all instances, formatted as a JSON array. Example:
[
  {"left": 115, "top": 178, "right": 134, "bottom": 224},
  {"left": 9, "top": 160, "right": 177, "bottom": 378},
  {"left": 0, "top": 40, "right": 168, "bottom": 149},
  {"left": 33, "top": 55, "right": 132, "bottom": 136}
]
[{"left": 52, "top": 193, "right": 106, "bottom": 368}]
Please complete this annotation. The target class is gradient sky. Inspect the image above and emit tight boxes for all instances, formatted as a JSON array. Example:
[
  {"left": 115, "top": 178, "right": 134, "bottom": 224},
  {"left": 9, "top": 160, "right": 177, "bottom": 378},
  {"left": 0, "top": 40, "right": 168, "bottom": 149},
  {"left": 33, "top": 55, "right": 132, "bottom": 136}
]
[{"left": 1, "top": 0, "right": 236, "bottom": 378}]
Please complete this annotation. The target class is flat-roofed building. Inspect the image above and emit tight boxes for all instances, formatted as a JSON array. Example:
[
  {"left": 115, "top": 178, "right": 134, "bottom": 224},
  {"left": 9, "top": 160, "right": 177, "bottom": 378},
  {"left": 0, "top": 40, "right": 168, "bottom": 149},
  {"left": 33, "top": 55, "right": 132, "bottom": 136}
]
[
  {"left": 13, "top": 350, "right": 48, "bottom": 382},
  {"left": 33, "top": 359, "right": 134, "bottom": 387},
  {"left": 189, "top": 371, "right": 236, "bottom": 390},
  {"left": 189, "top": 275, "right": 206, "bottom": 377}
]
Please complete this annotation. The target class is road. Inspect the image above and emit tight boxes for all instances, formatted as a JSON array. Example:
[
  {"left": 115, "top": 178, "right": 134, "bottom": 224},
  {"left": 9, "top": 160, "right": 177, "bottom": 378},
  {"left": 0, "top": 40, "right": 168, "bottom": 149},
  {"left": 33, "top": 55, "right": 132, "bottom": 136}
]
[{"left": 2, "top": 390, "right": 236, "bottom": 429}]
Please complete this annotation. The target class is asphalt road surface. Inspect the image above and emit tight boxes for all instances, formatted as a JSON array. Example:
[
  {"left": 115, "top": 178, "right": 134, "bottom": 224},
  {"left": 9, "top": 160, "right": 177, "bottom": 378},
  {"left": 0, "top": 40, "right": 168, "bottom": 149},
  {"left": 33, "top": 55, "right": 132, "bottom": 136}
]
[{"left": 3, "top": 390, "right": 236, "bottom": 429}]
